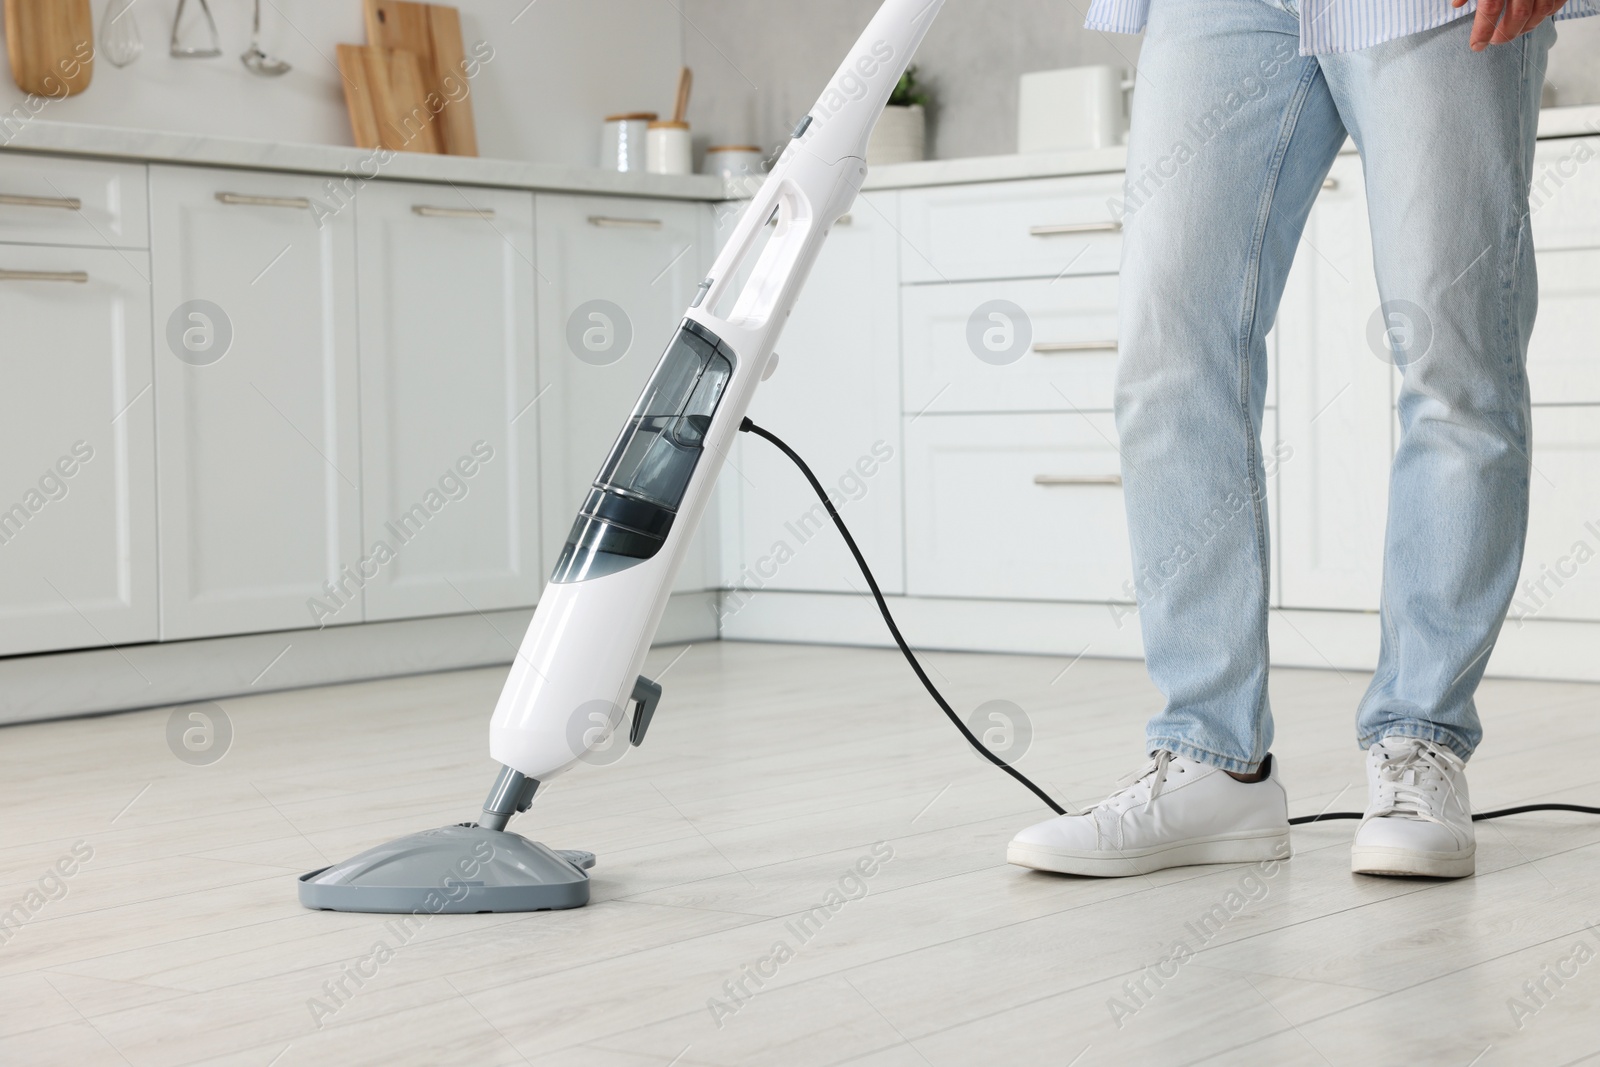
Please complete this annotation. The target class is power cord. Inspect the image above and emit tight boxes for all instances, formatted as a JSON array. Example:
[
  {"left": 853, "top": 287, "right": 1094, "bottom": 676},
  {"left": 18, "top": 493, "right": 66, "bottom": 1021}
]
[{"left": 739, "top": 417, "right": 1600, "bottom": 828}]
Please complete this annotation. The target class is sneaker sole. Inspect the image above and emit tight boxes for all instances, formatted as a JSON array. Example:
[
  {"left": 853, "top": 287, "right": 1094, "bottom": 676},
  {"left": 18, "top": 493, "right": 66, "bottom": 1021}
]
[
  {"left": 1350, "top": 844, "right": 1474, "bottom": 879},
  {"left": 1007, "top": 828, "right": 1291, "bottom": 877}
]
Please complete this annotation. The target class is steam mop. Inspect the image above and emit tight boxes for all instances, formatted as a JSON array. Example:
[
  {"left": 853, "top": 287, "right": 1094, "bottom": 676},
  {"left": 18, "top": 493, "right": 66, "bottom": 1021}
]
[{"left": 299, "top": 0, "right": 950, "bottom": 913}]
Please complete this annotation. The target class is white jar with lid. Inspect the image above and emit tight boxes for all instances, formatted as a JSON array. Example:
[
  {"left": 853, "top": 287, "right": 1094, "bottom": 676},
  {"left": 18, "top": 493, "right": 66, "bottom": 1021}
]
[
  {"left": 646, "top": 120, "right": 692, "bottom": 175},
  {"left": 603, "top": 112, "right": 657, "bottom": 172},
  {"left": 705, "top": 145, "right": 765, "bottom": 197}
]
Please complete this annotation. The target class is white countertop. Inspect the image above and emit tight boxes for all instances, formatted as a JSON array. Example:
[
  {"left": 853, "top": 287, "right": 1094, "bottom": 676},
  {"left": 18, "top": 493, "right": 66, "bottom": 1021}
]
[
  {"left": 0, "top": 120, "right": 727, "bottom": 201},
  {"left": 4, "top": 104, "right": 1597, "bottom": 201}
]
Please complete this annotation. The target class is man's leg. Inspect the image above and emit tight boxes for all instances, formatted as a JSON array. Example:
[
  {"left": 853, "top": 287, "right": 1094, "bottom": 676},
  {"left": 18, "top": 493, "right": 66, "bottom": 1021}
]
[
  {"left": 1319, "top": 18, "right": 1552, "bottom": 879},
  {"left": 1008, "top": 0, "right": 1346, "bottom": 876},
  {"left": 1115, "top": 0, "right": 1345, "bottom": 773},
  {"left": 1321, "top": 19, "right": 1553, "bottom": 761}
]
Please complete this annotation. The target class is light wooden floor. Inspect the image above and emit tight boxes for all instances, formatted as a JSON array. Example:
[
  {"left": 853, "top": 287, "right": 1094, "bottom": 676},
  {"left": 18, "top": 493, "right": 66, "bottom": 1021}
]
[{"left": 5, "top": 640, "right": 1600, "bottom": 1067}]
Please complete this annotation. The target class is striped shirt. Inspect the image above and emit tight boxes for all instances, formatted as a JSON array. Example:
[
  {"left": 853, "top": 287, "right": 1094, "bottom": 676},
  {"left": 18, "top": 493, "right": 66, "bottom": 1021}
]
[{"left": 1084, "top": 0, "right": 1599, "bottom": 54}]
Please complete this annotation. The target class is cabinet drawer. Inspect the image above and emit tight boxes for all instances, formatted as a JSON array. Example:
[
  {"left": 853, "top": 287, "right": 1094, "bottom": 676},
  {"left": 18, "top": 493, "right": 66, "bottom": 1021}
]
[
  {"left": 900, "top": 174, "right": 1124, "bottom": 284},
  {"left": 1528, "top": 247, "right": 1600, "bottom": 404},
  {"left": 1515, "top": 408, "right": 1600, "bottom": 624},
  {"left": 0, "top": 153, "right": 148, "bottom": 248},
  {"left": 904, "top": 412, "right": 1133, "bottom": 602},
  {"left": 903, "top": 275, "right": 1119, "bottom": 415},
  {"left": 1530, "top": 137, "right": 1600, "bottom": 252}
]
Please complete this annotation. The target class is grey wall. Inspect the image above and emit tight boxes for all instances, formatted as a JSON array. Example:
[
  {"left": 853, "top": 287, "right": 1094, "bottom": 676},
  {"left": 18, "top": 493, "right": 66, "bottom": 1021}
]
[
  {"left": 0, "top": 0, "right": 688, "bottom": 166},
  {"left": 682, "top": 0, "right": 1600, "bottom": 162}
]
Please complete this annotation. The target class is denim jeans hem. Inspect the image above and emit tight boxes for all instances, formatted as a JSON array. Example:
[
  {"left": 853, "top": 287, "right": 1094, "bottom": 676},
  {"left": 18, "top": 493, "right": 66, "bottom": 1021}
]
[
  {"left": 1147, "top": 737, "right": 1262, "bottom": 774},
  {"left": 1356, "top": 722, "right": 1475, "bottom": 762}
]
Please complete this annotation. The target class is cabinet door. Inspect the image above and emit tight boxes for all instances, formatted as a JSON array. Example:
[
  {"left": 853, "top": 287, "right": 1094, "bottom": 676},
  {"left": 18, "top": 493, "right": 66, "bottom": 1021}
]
[
  {"left": 1526, "top": 247, "right": 1600, "bottom": 405},
  {"left": 0, "top": 246, "right": 157, "bottom": 655},
  {"left": 1514, "top": 407, "right": 1600, "bottom": 623},
  {"left": 150, "top": 165, "right": 362, "bottom": 639},
  {"left": 534, "top": 194, "right": 710, "bottom": 591},
  {"left": 1274, "top": 158, "right": 1392, "bottom": 612},
  {"left": 733, "top": 192, "right": 905, "bottom": 595},
  {"left": 356, "top": 182, "right": 541, "bottom": 620}
]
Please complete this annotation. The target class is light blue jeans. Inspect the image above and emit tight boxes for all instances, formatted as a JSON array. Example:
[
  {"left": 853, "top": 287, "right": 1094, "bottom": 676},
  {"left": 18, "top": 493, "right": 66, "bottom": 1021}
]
[{"left": 1116, "top": 0, "right": 1551, "bottom": 772}]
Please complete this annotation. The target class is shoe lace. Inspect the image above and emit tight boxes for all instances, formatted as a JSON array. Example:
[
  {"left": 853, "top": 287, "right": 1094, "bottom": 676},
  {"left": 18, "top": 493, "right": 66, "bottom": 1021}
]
[
  {"left": 1367, "top": 739, "right": 1463, "bottom": 825},
  {"left": 1100, "top": 750, "right": 1175, "bottom": 813}
]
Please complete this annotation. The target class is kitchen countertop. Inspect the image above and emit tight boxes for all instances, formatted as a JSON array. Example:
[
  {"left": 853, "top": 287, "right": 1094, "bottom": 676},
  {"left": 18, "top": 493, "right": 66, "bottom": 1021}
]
[
  {"left": 0, "top": 119, "right": 727, "bottom": 201},
  {"left": 3, "top": 103, "right": 1596, "bottom": 201}
]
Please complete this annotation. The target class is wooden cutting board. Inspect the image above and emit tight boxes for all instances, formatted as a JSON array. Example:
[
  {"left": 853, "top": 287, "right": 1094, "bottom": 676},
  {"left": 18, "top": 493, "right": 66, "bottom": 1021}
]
[
  {"left": 337, "top": 44, "right": 442, "bottom": 154},
  {"left": 336, "top": 44, "right": 385, "bottom": 151},
  {"left": 363, "top": 0, "right": 479, "bottom": 156},
  {"left": 4, "top": 0, "right": 94, "bottom": 97}
]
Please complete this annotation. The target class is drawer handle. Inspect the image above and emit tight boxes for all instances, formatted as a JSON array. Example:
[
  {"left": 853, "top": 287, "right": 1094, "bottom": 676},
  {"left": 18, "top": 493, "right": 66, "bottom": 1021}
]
[
  {"left": 0, "top": 269, "right": 89, "bottom": 283},
  {"left": 588, "top": 215, "right": 663, "bottom": 229},
  {"left": 767, "top": 212, "right": 852, "bottom": 227},
  {"left": 1322, "top": 177, "right": 1339, "bottom": 190},
  {"left": 1034, "top": 474, "right": 1122, "bottom": 487},
  {"left": 1029, "top": 221, "right": 1122, "bottom": 237},
  {"left": 413, "top": 205, "right": 496, "bottom": 219},
  {"left": 0, "top": 193, "right": 83, "bottom": 210},
  {"left": 216, "top": 192, "right": 312, "bottom": 210},
  {"left": 1033, "top": 340, "right": 1118, "bottom": 354}
]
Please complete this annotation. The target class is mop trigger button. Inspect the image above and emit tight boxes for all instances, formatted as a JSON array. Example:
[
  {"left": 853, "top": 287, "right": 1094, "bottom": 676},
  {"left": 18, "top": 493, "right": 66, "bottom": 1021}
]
[
  {"left": 762, "top": 351, "right": 780, "bottom": 381},
  {"left": 629, "top": 674, "right": 663, "bottom": 746}
]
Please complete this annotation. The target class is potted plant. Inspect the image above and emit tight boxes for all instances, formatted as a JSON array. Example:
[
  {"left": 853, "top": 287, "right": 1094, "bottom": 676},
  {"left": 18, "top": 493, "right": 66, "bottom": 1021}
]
[{"left": 867, "top": 66, "right": 930, "bottom": 165}]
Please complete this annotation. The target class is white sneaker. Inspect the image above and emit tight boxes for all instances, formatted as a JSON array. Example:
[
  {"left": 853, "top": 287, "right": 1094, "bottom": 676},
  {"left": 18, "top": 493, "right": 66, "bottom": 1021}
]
[
  {"left": 1007, "top": 751, "right": 1292, "bottom": 877},
  {"left": 1351, "top": 736, "right": 1475, "bottom": 878}
]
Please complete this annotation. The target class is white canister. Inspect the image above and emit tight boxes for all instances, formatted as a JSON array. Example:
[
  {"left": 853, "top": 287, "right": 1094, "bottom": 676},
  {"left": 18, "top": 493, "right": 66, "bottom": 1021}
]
[
  {"left": 1017, "top": 66, "right": 1130, "bottom": 153},
  {"left": 603, "top": 112, "right": 657, "bottom": 172},
  {"left": 704, "top": 144, "right": 765, "bottom": 197},
  {"left": 646, "top": 121, "right": 692, "bottom": 175}
]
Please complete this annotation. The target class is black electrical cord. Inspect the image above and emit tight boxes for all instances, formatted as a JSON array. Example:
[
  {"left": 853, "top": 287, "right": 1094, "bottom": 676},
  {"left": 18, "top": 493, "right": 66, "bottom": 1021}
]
[{"left": 740, "top": 417, "right": 1600, "bottom": 828}]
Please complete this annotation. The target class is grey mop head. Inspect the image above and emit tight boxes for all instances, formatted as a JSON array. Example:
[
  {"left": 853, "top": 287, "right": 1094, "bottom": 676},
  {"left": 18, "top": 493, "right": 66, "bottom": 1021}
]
[{"left": 298, "top": 824, "right": 593, "bottom": 913}]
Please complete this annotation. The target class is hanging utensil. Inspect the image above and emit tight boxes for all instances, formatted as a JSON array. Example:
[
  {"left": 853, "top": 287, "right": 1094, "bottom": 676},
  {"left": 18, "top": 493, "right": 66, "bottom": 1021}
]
[
  {"left": 170, "top": 0, "right": 221, "bottom": 58},
  {"left": 99, "top": 0, "right": 143, "bottom": 67},
  {"left": 240, "top": 0, "right": 290, "bottom": 76}
]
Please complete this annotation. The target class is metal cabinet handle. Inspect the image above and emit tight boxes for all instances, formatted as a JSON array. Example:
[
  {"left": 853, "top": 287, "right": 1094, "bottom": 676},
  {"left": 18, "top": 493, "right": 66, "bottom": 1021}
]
[
  {"left": 767, "top": 212, "right": 853, "bottom": 227},
  {"left": 1029, "top": 221, "right": 1122, "bottom": 237},
  {"left": 0, "top": 269, "right": 89, "bottom": 282},
  {"left": 0, "top": 193, "right": 82, "bottom": 210},
  {"left": 1322, "top": 177, "right": 1339, "bottom": 190},
  {"left": 1034, "top": 474, "right": 1122, "bottom": 487},
  {"left": 588, "top": 215, "right": 663, "bottom": 229},
  {"left": 413, "top": 205, "right": 496, "bottom": 219},
  {"left": 1033, "top": 340, "right": 1118, "bottom": 354},
  {"left": 216, "top": 192, "right": 312, "bottom": 210}
]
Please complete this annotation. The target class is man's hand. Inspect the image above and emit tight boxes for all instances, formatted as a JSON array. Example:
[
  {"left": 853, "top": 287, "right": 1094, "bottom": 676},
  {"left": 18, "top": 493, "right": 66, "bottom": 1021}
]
[{"left": 1456, "top": 0, "right": 1569, "bottom": 51}]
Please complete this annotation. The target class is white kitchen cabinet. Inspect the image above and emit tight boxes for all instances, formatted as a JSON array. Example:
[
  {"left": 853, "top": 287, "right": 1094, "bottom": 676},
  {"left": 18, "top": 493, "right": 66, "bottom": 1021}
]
[
  {"left": 1529, "top": 136, "right": 1600, "bottom": 252},
  {"left": 355, "top": 182, "right": 542, "bottom": 621},
  {"left": 0, "top": 246, "right": 157, "bottom": 656},
  {"left": 0, "top": 153, "right": 148, "bottom": 249},
  {"left": 1274, "top": 158, "right": 1391, "bottom": 612},
  {"left": 734, "top": 192, "right": 905, "bottom": 597},
  {"left": 904, "top": 411, "right": 1133, "bottom": 602},
  {"left": 1513, "top": 406, "right": 1600, "bottom": 623},
  {"left": 1527, "top": 246, "right": 1600, "bottom": 405},
  {"left": 898, "top": 173, "right": 1124, "bottom": 284},
  {"left": 902, "top": 273, "right": 1120, "bottom": 416},
  {"left": 150, "top": 165, "right": 362, "bottom": 640},
  {"left": 534, "top": 193, "right": 712, "bottom": 592}
]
